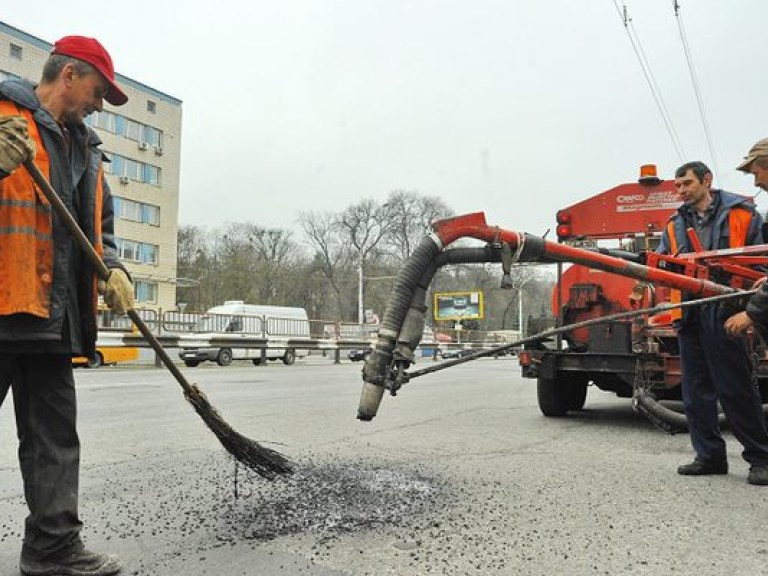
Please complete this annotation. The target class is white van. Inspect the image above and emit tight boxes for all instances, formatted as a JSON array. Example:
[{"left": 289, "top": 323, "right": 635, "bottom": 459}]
[{"left": 178, "top": 301, "right": 310, "bottom": 367}]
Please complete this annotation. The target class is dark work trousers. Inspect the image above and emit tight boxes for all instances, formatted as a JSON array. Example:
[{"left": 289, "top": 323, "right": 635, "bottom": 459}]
[
  {"left": 678, "top": 304, "right": 768, "bottom": 465},
  {"left": 0, "top": 353, "right": 82, "bottom": 556}
]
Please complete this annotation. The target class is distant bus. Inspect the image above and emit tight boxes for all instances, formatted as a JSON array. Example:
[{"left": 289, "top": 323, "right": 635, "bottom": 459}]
[
  {"left": 72, "top": 344, "right": 140, "bottom": 368},
  {"left": 72, "top": 320, "right": 141, "bottom": 368}
]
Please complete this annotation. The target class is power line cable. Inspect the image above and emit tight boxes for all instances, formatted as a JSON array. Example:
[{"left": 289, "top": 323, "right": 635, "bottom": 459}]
[
  {"left": 628, "top": 18, "right": 687, "bottom": 160},
  {"left": 612, "top": 1, "right": 686, "bottom": 162},
  {"left": 673, "top": 1, "right": 720, "bottom": 177}
]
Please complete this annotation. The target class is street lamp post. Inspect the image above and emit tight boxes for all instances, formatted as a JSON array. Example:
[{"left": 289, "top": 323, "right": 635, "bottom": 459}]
[{"left": 358, "top": 259, "right": 364, "bottom": 326}]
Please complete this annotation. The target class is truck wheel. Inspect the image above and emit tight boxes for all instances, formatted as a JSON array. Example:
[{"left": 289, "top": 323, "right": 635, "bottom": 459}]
[
  {"left": 184, "top": 360, "right": 200, "bottom": 368},
  {"left": 87, "top": 351, "right": 104, "bottom": 369},
  {"left": 283, "top": 349, "right": 296, "bottom": 365},
  {"left": 217, "top": 348, "right": 233, "bottom": 367},
  {"left": 537, "top": 376, "right": 568, "bottom": 417},
  {"left": 566, "top": 377, "right": 589, "bottom": 411},
  {"left": 252, "top": 358, "right": 262, "bottom": 366}
]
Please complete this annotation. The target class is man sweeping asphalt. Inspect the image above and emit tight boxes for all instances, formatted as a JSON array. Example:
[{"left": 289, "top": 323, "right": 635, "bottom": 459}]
[{"left": 0, "top": 35, "right": 133, "bottom": 576}]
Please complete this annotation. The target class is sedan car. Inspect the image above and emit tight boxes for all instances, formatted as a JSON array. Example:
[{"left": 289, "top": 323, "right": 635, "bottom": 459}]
[
  {"left": 441, "top": 348, "right": 476, "bottom": 360},
  {"left": 348, "top": 348, "right": 373, "bottom": 362}
]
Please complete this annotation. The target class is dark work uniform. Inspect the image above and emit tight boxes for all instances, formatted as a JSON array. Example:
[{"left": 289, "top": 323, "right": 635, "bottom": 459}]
[
  {"left": 659, "top": 190, "right": 768, "bottom": 466},
  {"left": 0, "top": 79, "right": 122, "bottom": 558}
]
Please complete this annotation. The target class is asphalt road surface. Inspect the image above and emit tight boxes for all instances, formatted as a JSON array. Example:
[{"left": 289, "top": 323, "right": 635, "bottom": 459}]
[{"left": 2, "top": 355, "right": 768, "bottom": 576}]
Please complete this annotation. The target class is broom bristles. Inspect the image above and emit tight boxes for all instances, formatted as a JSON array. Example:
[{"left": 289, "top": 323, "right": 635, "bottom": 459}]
[{"left": 185, "top": 385, "right": 294, "bottom": 479}]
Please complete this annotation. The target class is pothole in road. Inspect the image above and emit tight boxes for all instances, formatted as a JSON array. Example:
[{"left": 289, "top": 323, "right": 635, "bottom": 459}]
[
  {"left": 86, "top": 452, "right": 445, "bottom": 549},
  {"left": 223, "top": 459, "right": 442, "bottom": 543}
]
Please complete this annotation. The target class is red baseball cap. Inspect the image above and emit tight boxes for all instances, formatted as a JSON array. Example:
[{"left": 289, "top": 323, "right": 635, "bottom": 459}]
[{"left": 52, "top": 36, "right": 128, "bottom": 106}]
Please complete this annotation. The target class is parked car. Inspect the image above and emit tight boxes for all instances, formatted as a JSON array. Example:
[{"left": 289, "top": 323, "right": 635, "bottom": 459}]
[
  {"left": 348, "top": 348, "right": 372, "bottom": 362},
  {"left": 441, "top": 348, "right": 476, "bottom": 360}
]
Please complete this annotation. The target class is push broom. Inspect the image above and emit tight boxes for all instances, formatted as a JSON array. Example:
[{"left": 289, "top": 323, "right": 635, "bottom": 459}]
[{"left": 24, "top": 159, "right": 294, "bottom": 479}]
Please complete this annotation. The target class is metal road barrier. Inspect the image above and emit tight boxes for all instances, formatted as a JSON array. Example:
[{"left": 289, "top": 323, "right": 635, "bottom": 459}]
[{"left": 91, "top": 308, "right": 520, "bottom": 365}]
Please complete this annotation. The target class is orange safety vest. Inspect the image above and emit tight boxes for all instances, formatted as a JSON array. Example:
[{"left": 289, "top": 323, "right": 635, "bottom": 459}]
[
  {"left": 0, "top": 102, "right": 53, "bottom": 317},
  {"left": 0, "top": 102, "right": 105, "bottom": 319},
  {"left": 666, "top": 207, "right": 753, "bottom": 320}
]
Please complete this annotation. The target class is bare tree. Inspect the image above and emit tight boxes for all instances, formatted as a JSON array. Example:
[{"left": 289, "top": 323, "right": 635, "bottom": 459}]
[
  {"left": 249, "top": 227, "right": 299, "bottom": 303},
  {"left": 337, "top": 199, "right": 394, "bottom": 323},
  {"left": 176, "top": 224, "right": 227, "bottom": 311},
  {"left": 383, "top": 190, "right": 454, "bottom": 261},
  {"left": 337, "top": 199, "right": 391, "bottom": 264},
  {"left": 298, "top": 210, "right": 352, "bottom": 319}
]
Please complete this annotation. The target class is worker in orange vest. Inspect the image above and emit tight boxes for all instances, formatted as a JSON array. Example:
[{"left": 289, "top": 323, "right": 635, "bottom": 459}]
[
  {"left": 726, "top": 138, "right": 768, "bottom": 336},
  {"left": 658, "top": 160, "right": 768, "bottom": 486},
  {"left": 0, "top": 36, "right": 133, "bottom": 576}
]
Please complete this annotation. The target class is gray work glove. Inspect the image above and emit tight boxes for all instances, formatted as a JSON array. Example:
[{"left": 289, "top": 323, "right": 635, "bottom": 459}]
[
  {"left": 0, "top": 115, "right": 36, "bottom": 174},
  {"left": 99, "top": 268, "right": 134, "bottom": 315}
]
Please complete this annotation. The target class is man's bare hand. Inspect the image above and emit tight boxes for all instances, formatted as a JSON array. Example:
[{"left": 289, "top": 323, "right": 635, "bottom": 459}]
[
  {"left": 725, "top": 311, "right": 754, "bottom": 336},
  {"left": 752, "top": 276, "right": 768, "bottom": 290}
]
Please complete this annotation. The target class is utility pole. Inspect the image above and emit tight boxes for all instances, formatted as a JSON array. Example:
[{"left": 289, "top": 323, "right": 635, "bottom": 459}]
[{"left": 358, "top": 258, "right": 364, "bottom": 326}]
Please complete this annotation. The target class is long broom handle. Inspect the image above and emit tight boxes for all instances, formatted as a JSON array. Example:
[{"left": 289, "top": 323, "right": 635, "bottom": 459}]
[{"left": 24, "top": 159, "right": 196, "bottom": 397}]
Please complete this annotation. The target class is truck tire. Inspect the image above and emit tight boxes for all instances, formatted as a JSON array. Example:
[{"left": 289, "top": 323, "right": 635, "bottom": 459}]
[
  {"left": 217, "top": 348, "right": 233, "bottom": 367},
  {"left": 282, "top": 349, "right": 296, "bottom": 365},
  {"left": 87, "top": 351, "right": 104, "bottom": 369},
  {"left": 537, "top": 376, "right": 568, "bottom": 417},
  {"left": 566, "top": 377, "right": 589, "bottom": 411},
  {"left": 184, "top": 360, "right": 200, "bottom": 368},
  {"left": 252, "top": 358, "right": 262, "bottom": 366}
]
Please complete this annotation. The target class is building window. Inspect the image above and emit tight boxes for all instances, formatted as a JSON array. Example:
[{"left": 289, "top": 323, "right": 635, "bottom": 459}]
[
  {"left": 141, "top": 243, "right": 158, "bottom": 265},
  {"left": 85, "top": 113, "right": 163, "bottom": 150},
  {"left": 0, "top": 69, "right": 21, "bottom": 82},
  {"left": 144, "top": 126, "right": 162, "bottom": 147},
  {"left": 104, "top": 152, "right": 161, "bottom": 187},
  {"left": 116, "top": 238, "right": 141, "bottom": 262},
  {"left": 89, "top": 110, "right": 116, "bottom": 132},
  {"left": 113, "top": 197, "right": 160, "bottom": 226},
  {"left": 147, "top": 100, "right": 156, "bottom": 113},
  {"left": 126, "top": 119, "right": 142, "bottom": 141},
  {"left": 103, "top": 152, "right": 114, "bottom": 174},
  {"left": 124, "top": 158, "right": 142, "bottom": 180},
  {"left": 116, "top": 197, "right": 142, "bottom": 222},
  {"left": 116, "top": 238, "right": 159, "bottom": 265},
  {"left": 145, "top": 164, "right": 161, "bottom": 186},
  {"left": 134, "top": 281, "right": 158, "bottom": 303},
  {"left": 9, "top": 44, "right": 22, "bottom": 60},
  {"left": 143, "top": 204, "right": 160, "bottom": 226}
]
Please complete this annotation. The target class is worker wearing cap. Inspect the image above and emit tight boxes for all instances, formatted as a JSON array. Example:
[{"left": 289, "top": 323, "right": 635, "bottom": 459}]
[
  {"left": 0, "top": 36, "right": 134, "bottom": 575},
  {"left": 726, "top": 139, "right": 768, "bottom": 349},
  {"left": 658, "top": 160, "right": 768, "bottom": 486}
]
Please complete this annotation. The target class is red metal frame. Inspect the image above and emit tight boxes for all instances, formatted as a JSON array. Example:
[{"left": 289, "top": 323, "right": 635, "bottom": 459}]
[{"left": 430, "top": 212, "right": 768, "bottom": 297}]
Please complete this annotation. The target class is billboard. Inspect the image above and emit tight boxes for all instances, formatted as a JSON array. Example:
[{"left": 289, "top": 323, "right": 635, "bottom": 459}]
[{"left": 433, "top": 291, "right": 484, "bottom": 321}]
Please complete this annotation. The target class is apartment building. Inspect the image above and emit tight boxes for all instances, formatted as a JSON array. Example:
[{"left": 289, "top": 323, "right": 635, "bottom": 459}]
[{"left": 0, "top": 20, "right": 182, "bottom": 311}]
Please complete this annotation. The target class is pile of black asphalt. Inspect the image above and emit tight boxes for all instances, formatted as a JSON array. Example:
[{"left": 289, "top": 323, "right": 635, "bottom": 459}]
[{"left": 70, "top": 450, "right": 447, "bottom": 574}]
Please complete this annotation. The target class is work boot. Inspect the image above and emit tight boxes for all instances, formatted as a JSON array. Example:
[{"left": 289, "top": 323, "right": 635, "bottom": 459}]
[
  {"left": 19, "top": 541, "right": 121, "bottom": 576},
  {"left": 677, "top": 458, "right": 728, "bottom": 476},
  {"left": 748, "top": 464, "right": 768, "bottom": 486}
]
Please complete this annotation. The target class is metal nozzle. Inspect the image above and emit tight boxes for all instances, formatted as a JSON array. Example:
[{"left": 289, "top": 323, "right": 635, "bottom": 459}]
[{"left": 357, "top": 382, "right": 386, "bottom": 421}]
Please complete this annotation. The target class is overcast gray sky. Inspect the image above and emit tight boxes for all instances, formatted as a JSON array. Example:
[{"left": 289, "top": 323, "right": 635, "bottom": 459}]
[{"left": 6, "top": 1, "right": 768, "bottom": 238}]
